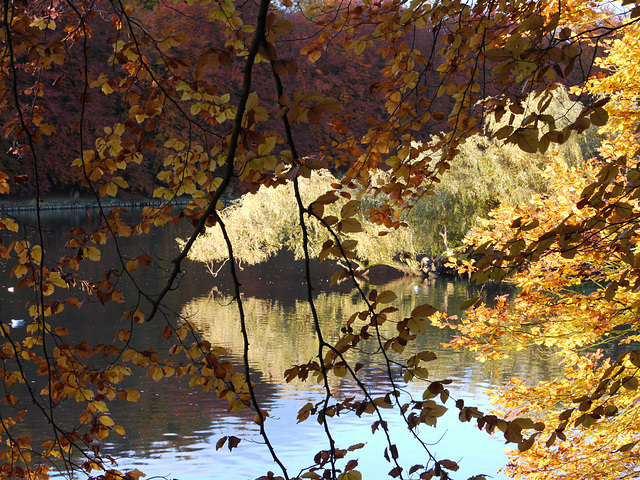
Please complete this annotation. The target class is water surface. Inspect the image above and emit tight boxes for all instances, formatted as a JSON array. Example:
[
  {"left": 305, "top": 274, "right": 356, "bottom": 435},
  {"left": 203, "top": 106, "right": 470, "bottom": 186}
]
[{"left": 0, "top": 210, "right": 563, "bottom": 479}]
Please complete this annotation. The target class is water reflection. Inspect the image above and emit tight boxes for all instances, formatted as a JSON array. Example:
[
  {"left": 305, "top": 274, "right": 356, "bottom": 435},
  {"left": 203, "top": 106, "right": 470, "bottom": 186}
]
[
  {"left": 1, "top": 211, "right": 565, "bottom": 480},
  {"left": 170, "top": 272, "right": 564, "bottom": 480},
  {"left": 182, "top": 273, "right": 563, "bottom": 394}
]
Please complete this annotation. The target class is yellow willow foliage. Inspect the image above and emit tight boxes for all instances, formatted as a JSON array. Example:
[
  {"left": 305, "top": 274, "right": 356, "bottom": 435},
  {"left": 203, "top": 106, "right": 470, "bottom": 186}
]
[
  {"left": 402, "top": 86, "right": 599, "bottom": 255},
  {"left": 183, "top": 170, "right": 419, "bottom": 272},
  {"left": 182, "top": 170, "right": 339, "bottom": 266},
  {"left": 187, "top": 88, "right": 596, "bottom": 269}
]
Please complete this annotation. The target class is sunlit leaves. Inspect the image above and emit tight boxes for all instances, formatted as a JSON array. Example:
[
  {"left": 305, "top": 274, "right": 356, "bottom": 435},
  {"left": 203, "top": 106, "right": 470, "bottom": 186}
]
[
  {"left": 0, "top": 174, "right": 10, "bottom": 195},
  {"left": 454, "top": 150, "right": 640, "bottom": 476},
  {"left": 3, "top": 0, "right": 640, "bottom": 477},
  {"left": 119, "top": 389, "right": 141, "bottom": 403}
]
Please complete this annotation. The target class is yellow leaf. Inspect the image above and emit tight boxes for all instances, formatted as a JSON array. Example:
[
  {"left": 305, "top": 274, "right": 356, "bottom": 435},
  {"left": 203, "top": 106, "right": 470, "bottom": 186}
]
[
  {"left": 377, "top": 290, "right": 397, "bottom": 304},
  {"left": 99, "top": 415, "right": 114, "bottom": 426},
  {"left": 308, "top": 49, "right": 322, "bottom": 63},
  {"left": 84, "top": 246, "right": 101, "bottom": 262},
  {"left": 31, "top": 245, "right": 42, "bottom": 264},
  {"left": 42, "top": 283, "right": 54, "bottom": 296},
  {"left": 39, "top": 124, "right": 56, "bottom": 136},
  {"left": 75, "top": 389, "right": 94, "bottom": 402},
  {"left": 112, "top": 177, "right": 128, "bottom": 188},
  {"left": 90, "top": 400, "right": 108, "bottom": 413},
  {"left": 4, "top": 218, "right": 18, "bottom": 232},
  {"left": 126, "top": 258, "right": 139, "bottom": 272},
  {"left": 14, "top": 264, "right": 28, "bottom": 278},
  {"left": 122, "top": 349, "right": 136, "bottom": 362},
  {"left": 258, "top": 136, "right": 277, "bottom": 156},
  {"left": 132, "top": 309, "right": 145, "bottom": 323},
  {"left": 125, "top": 389, "right": 141, "bottom": 402},
  {"left": 111, "top": 290, "right": 125, "bottom": 303},
  {"left": 48, "top": 272, "right": 68, "bottom": 288},
  {"left": 102, "top": 82, "right": 114, "bottom": 95},
  {"left": 105, "top": 182, "right": 117, "bottom": 197},
  {"left": 151, "top": 367, "right": 163, "bottom": 382}
]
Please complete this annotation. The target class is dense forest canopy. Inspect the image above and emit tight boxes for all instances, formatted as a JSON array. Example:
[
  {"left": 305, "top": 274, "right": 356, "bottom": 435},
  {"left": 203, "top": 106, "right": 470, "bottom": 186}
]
[
  {"left": 0, "top": 0, "right": 604, "bottom": 198},
  {"left": 1, "top": 0, "right": 640, "bottom": 479}
]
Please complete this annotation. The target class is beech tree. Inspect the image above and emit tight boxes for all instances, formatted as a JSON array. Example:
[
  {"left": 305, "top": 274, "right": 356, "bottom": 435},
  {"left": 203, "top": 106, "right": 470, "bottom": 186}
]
[
  {"left": 432, "top": 15, "right": 640, "bottom": 480},
  {"left": 0, "top": 0, "right": 639, "bottom": 479}
]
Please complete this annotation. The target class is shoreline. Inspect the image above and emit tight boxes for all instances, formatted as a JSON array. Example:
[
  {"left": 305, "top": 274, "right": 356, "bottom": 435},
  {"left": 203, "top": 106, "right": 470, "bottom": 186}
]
[{"left": 0, "top": 198, "right": 190, "bottom": 213}]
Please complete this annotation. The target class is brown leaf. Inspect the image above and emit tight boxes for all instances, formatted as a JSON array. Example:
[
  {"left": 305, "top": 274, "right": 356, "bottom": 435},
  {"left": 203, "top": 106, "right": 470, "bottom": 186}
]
[
  {"left": 518, "top": 432, "right": 540, "bottom": 452},
  {"left": 504, "top": 421, "right": 523, "bottom": 443},
  {"left": 216, "top": 436, "right": 227, "bottom": 451},
  {"left": 228, "top": 436, "right": 241, "bottom": 450},
  {"left": 388, "top": 466, "right": 403, "bottom": 478},
  {"left": 437, "top": 459, "right": 459, "bottom": 471},
  {"left": 411, "top": 304, "right": 437, "bottom": 318}
]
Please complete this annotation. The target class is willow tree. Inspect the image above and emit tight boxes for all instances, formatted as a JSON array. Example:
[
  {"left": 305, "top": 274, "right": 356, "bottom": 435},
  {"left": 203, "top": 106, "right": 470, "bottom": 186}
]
[
  {"left": 0, "top": 0, "right": 637, "bottom": 479},
  {"left": 184, "top": 89, "right": 599, "bottom": 269},
  {"left": 182, "top": 169, "right": 422, "bottom": 274}
]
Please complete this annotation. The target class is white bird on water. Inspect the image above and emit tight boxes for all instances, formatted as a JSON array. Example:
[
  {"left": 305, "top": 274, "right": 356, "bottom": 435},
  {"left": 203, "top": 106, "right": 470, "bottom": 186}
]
[
  {"left": 10, "top": 319, "right": 25, "bottom": 328},
  {"left": 7, "top": 287, "right": 14, "bottom": 293}
]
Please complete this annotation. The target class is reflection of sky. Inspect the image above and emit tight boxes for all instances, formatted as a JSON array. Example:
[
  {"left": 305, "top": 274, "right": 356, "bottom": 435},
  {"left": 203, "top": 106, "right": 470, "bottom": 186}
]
[
  {"left": 102, "top": 377, "right": 511, "bottom": 480},
  {"left": 93, "top": 268, "right": 557, "bottom": 480},
  {"left": 1, "top": 214, "right": 556, "bottom": 480}
]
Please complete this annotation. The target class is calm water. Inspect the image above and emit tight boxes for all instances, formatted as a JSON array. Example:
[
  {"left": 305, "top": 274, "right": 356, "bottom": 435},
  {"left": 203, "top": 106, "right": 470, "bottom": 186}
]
[{"left": 0, "top": 210, "right": 563, "bottom": 480}]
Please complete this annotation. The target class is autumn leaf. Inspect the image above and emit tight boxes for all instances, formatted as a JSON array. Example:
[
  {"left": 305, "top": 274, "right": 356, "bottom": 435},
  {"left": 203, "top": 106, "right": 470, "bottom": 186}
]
[
  {"left": 376, "top": 291, "right": 396, "bottom": 304},
  {"left": 411, "top": 304, "right": 437, "bottom": 317}
]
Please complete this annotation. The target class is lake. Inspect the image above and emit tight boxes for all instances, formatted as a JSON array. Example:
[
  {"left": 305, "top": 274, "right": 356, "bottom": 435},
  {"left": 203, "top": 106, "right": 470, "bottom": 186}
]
[{"left": 0, "top": 210, "right": 563, "bottom": 480}]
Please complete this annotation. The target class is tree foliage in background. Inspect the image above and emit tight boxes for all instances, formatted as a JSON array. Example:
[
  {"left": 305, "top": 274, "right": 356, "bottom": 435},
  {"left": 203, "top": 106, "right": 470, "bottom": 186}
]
[
  {"left": 183, "top": 169, "right": 421, "bottom": 273},
  {"left": 0, "top": 0, "right": 638, "bottom": 479},
  {"left": 188, "top": 86, "right": 599, "bottom": 270},
  {"left": 407, "top": 86, "right": 600, "bottom": 256}
]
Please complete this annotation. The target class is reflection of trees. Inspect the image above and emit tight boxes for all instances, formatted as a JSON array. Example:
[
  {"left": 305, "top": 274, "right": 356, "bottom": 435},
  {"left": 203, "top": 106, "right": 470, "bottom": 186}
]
[
  {"left": 182, "top": 290, "right": 342, "bottom": 386},
  {"left": 181, "top": 275, "right": 564, "bottom": 403},
  {"left": 4, "top": 221, "right": 566, "bottom": 472},
  {"left": 101, "top": 368, "right": 278, "bottom": 459}
]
